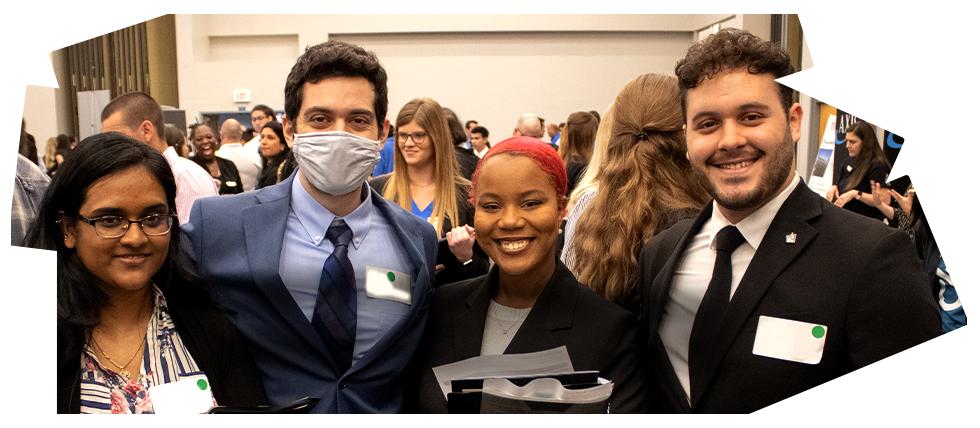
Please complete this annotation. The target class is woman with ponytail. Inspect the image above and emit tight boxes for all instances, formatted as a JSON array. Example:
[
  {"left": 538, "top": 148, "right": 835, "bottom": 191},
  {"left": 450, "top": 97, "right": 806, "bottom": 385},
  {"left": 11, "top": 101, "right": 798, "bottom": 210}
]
[{"left": 569, "top": 73, "right": 710, "bottom": 314}]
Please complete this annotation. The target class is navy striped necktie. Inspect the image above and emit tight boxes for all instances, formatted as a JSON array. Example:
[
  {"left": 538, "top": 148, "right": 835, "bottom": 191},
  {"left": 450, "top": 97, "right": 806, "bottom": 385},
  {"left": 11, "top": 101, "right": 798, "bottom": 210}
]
[{"left": 311, "top": 220, "right": 357, "bottom": 373}]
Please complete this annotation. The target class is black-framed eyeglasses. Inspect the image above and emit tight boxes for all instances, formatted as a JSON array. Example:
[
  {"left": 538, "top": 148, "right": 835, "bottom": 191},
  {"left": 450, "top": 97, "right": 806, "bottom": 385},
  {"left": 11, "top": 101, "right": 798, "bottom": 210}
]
[
  {"left": 69, "top": 213, "right": 176, "bottom": 238},
  {"left": 397, "top": 131, "right": 428, "bottom": 143}
]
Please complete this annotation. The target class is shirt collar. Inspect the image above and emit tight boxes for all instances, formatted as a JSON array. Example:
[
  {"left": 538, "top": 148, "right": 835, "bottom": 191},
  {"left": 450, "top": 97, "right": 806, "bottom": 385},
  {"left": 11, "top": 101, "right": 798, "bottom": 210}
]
[
  {"left": 707, "top": 174, "right": 800, "bottom": 252},
  {"left": 289, "top": 178, "right": 374, "bottom": 249}
]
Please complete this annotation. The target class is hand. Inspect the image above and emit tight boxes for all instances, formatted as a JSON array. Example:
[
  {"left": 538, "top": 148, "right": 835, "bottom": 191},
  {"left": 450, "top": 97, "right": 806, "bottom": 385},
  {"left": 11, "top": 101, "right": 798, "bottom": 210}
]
[
  {"left": 435, "top": 264, "right": 445, "bottom": 274},
  {"left": 826, "top": 185, "right": 839, "bottom": 202},
  {"left": 447, "top": 225, "right": 476, "bottom": 263},
  {"left": 871, "top": 180, "right": 896, "bottom": 220},
  {"left": 870, "top": 181, "right": 891, "bottom": 209},
  {"left": 889, "top": 188, "right": 914, "bottom": 214},
  {"left": 834, "top": 190, "right": 857, "bottom": 207}
]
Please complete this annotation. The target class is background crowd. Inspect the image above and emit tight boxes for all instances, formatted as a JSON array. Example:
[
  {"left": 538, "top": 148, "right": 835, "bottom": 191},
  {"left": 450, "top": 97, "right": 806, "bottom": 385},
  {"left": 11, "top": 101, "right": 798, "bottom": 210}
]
[{"left": 9, "top": 28, "right": 963, "bottom": 414}]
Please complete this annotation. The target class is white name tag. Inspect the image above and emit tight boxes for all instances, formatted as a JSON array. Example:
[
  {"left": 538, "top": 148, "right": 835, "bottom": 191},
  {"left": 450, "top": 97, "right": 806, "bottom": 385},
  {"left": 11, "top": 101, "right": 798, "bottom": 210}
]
[
  {"left": 752, "top": 316, "right": 827, "bottom": 365},
  {"left": 148, "top": 375, "right": 214, "bottom": 414},
  {"left": 365, "top": 266, "right": 411, "bottom": 305}
]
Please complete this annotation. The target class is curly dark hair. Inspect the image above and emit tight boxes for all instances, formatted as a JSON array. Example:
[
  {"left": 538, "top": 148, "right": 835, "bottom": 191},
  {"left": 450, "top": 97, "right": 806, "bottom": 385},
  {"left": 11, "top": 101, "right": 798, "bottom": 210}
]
[
  {"left": 675, "top": 28, "right": 796, "bottom": 117},
  {"left": 283, "top": 40, "right": 388, "bottom": 136}
]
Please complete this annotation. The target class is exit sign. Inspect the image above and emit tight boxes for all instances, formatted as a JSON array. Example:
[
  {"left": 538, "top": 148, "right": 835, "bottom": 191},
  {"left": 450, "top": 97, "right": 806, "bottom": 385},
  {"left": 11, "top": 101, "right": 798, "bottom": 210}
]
[
  {"left": 834, "top": 37, "right": 851, "bottom": 61},
  {"left": 233, "top": 90, "right": 251, "bottom": 103}
]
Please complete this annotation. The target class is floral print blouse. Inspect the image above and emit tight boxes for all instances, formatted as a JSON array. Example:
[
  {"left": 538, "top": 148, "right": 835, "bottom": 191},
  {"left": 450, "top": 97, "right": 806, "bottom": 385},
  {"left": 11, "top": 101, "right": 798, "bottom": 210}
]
[{"left": 78, "top": 285, "right": 216, "bottom": 414}]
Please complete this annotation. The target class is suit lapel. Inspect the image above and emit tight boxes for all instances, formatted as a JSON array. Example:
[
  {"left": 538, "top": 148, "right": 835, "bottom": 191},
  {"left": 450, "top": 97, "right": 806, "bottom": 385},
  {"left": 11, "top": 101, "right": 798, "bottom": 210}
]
[
  {"left": 647, "top": 204, "right": 712, "bottom": 413},
  {"left": 456, "top": 271, "right": 497, "bottom": 359},
  {"left": 690, "top": 182, "right": 822, "bottom": 408},
  {"left": 504, "top": 259, "right": 575, "bottom": 355},
  {"left": 348, "top": 190, "right": 432, "bottom": 373},
  {"left": 240, "top": 177, "right": 336, "bottom": 364}
]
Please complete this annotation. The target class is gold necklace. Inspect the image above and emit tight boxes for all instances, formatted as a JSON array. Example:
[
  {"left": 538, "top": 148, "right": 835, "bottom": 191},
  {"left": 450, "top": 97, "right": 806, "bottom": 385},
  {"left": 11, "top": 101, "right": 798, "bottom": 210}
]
[
  {"left": 95, "top": 335, "right": 146, "bottom": 379},
  {"left": 93, "top": 293, "right": 151, "bottom": 379}
]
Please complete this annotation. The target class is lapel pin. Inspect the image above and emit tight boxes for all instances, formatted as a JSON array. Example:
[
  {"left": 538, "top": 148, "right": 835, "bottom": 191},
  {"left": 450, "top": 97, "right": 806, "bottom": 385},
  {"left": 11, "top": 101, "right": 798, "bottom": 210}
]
[{"left": 786, "top": 233, "right": 797, "bottom": 244}]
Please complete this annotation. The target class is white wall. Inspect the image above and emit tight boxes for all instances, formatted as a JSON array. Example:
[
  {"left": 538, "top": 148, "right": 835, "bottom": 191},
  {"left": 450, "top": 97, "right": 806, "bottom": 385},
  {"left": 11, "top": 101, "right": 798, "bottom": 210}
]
[
  {"left": 798, "top": 15, "right": 968, "bottom": 177},
  {"left": 175, "top": 14, "right": 744, "bottom": 144},
  {"left": 10, "top": 14, "right": 61, "bottom": 156}
]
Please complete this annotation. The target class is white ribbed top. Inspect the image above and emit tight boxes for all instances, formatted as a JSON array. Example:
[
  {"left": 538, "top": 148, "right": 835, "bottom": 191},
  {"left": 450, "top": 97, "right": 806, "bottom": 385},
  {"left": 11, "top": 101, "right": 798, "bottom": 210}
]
[{"left": 480, "top": 300, "right": 532, "bottom": 356}]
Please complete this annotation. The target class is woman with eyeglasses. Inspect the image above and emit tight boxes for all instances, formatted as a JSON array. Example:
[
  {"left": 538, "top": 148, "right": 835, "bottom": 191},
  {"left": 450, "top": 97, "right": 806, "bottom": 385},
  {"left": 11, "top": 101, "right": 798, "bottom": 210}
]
[
  {"left": 24, "top": 132, "right": 267, "bottom": 413},
  {"left": 370, "top": 98, "right": 489, "bottom": 287}
]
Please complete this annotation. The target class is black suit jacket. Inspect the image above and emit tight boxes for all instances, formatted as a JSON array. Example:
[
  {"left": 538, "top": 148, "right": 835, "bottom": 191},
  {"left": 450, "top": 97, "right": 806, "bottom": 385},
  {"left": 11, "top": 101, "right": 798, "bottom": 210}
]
[
  {"left": 638, "top": 181, "right": 941, "bottom": 413},
  {"left": 411, "top": 259, "right": 649, "bottom": 413}
]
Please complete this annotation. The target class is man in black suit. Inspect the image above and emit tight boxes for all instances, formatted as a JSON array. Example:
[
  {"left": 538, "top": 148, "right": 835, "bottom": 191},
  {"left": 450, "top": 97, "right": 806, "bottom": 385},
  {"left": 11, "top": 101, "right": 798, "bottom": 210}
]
[{"left": 638, "top": 28, "right": 940, "bottom": 414}]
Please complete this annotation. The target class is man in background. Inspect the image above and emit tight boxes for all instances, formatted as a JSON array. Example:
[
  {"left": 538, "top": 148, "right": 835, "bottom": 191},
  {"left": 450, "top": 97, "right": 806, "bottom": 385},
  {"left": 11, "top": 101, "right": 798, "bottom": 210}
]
[
  {"left": 217, "top": 118, "right": 262, "bottom": 192},
  {"left": 101, "top": 92, "right": 217, "bottom": 224}
]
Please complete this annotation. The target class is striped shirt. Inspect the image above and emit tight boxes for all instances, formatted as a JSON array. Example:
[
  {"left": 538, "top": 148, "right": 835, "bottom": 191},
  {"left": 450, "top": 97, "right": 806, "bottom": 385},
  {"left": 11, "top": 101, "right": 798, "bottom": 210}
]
[
  {"left": 78, "top": 285, "right": 215, "bottom": 414},
  {"left": 162, "top": 146, "right": 219, "bottom": 225}
]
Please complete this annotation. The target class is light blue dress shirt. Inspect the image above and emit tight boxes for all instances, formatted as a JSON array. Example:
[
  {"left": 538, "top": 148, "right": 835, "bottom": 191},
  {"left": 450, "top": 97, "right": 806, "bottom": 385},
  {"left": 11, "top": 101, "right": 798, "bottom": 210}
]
[{"left": 279, "top": 179, "right": 414, "bottom": 364}]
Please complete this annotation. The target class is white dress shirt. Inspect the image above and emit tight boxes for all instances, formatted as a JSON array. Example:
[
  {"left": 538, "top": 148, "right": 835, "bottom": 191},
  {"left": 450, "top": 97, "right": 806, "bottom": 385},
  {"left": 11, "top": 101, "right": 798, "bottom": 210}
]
[
  {"left": 659, "top": 174, "right": 800, "bottom": 403},
  {"left": 216, "top": 142, "right": 263, "bottom": 192},
  {"left": 162, "top": 146, "right": 218, "bottom": 225}
]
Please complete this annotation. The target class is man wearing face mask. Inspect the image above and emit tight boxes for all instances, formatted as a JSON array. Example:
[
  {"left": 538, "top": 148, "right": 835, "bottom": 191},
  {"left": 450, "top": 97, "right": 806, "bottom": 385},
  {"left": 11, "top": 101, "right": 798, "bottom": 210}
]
[{"left": 182, "top": 40, "right": 438, "bottom": 413}]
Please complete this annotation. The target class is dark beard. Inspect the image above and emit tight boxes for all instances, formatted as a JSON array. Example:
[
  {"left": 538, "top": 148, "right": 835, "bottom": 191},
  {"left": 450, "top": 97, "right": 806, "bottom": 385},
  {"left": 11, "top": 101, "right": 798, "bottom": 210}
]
[{"left": 699, "top": 128, "right": 795, "bottom": 214}]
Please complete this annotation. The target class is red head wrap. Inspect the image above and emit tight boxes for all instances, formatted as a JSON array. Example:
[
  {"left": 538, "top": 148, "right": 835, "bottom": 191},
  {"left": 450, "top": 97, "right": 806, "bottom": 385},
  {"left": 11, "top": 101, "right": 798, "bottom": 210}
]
[{"left": 469, "top": 136, "right": 568, "bottom": 205}]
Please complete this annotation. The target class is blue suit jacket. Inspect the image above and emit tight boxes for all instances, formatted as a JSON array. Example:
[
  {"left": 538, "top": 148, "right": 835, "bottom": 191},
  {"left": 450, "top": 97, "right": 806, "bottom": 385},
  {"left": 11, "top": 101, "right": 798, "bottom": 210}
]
[{"left": 182, "top": 174, "right": 437, "bottom": 413}]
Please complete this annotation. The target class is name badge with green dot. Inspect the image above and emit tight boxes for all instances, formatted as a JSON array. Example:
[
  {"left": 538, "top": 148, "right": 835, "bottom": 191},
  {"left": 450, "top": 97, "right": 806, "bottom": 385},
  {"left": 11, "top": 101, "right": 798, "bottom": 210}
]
[
  {"left": 147, "top": 374, "right": 214, "bottom": 414},
  {"left": 751, "top": 316, "right": 827, "bottom": 365},
  {"left": 365, "top": 266, "right": 411, "bottom": 305}
]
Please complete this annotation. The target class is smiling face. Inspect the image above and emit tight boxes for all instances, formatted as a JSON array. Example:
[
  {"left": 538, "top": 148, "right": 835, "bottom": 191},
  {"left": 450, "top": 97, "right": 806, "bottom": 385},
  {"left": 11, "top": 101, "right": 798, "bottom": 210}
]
[
  {"left": 62, "top": 166, "right": 170, "bottom": 298},
  {"left": 259, "top": 127, "right": 283, "bottom": 157},
  {"left": 192, "top": 125, "right": 218, "bottom": 161},
  {"left": 684, "top": 69, "right": 802, "bottom": 223},
  {"left": 397, "top": 120, "right": 435, "bottom": 168},
  {"left": 912, "top": 136, "right": 936, "bottom": 168},
  {"left": 845, "top": 132, "right": 862, "bottom": 158},
  {"left": 474, "top": 155, "right": 564, "bottom": 280}
]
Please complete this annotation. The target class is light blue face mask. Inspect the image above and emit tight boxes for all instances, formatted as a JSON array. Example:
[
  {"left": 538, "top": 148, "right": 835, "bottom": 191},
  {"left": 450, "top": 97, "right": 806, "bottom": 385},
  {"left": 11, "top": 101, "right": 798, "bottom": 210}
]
[{"left": 292, "top": 131, "right": 381, "bottom": 195}]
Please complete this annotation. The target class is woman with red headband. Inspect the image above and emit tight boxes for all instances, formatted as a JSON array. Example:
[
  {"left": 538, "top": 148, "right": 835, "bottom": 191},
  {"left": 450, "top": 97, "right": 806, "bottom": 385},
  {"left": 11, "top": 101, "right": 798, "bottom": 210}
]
[{"left": 409, "top": 136, "right": 648, "bottom": 413}]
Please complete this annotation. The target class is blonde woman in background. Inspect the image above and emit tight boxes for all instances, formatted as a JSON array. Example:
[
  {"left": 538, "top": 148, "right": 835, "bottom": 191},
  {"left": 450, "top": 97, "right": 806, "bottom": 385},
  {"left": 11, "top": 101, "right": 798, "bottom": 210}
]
[
  {"left": 570, "top": 73, "right": 710, "bottom": 315},
  {"left": 43, "top": 137, "right": 59, "bottom": 175},
  {"left": 370, "top": 97, "right": 489, "bottom": 286},
  {"left": 560, "top": 102, "right": 614, "bottom": 270}
]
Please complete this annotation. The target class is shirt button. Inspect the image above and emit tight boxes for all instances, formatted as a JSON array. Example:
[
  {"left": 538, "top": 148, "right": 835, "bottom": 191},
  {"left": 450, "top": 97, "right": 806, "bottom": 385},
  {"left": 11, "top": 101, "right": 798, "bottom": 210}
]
[{"left": 338, "top": 381, "right": 347, "bottom": 389}]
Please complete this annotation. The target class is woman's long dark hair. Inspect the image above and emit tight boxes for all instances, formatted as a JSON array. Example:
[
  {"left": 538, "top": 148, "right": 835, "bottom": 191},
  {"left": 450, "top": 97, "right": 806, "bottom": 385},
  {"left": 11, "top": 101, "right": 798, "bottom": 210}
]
[
  {"left": 910, "top": 134, "right": 966, "bottom": 234},
  {"left": 259, "top": 121, "right": 290, "bottom": 188},
  {"left": 843, "top": 121, "right": 891, "bottom": 192},
  {"left": 24, "top": 132, "right": 214, "bottom": 402}
]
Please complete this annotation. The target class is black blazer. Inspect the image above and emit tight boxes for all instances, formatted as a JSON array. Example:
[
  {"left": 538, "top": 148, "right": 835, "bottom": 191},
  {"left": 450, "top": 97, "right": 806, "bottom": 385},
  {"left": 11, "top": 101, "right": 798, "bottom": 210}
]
[
  {"left": 411, "top": 258, "right": 650, "bottom": 413},
  {"left": 637, "top": 180, "right": 941, "bottom": 413},
  {"left": 57, "top": 300, "right": 268, "bottom": 413},
  {"left": 190, "top": 155, "right": 243, "bottom": 195},
  {"left": 369, "top": 174, "right": 489, "bottom": 286}
]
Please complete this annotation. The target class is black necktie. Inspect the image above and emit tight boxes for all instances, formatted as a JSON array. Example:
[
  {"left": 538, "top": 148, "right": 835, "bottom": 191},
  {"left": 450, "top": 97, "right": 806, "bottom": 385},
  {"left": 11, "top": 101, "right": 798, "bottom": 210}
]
[
  {"left": 311, "top": 220, "right": 357, "bottom": 373},
  {"left": 688, "top": 225, "right": 745, "bottom": 396}
]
